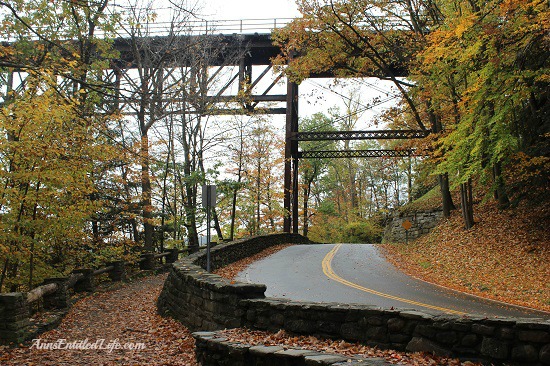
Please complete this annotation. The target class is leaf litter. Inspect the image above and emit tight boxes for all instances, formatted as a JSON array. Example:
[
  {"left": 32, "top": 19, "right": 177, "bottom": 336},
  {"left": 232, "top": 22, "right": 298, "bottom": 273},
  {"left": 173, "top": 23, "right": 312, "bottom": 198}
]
[
  {"left": 0, "top": 274, "right": 197, "bottom": 366},
  {"left": 383, "top": 201, "right": 549, "bottom": 312}
]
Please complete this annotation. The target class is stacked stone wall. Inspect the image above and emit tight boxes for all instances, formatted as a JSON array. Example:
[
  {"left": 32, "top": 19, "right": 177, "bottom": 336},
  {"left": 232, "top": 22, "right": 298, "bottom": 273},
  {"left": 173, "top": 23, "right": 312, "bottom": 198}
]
[
  {"left": 158, "top": 233, "right": 550, "bottom": 365},
  {"left": 157, "top": 233, "right": 312, "bottom": 331},
  {"left": 383, "top": 209, "right": 443, "bottom": 242},
  {"left": 0, "top": 249, "right": 180, "bottom": 345},
  {"left": 242, "top": 298, "right": 550, "bottom": 364},
  {"left": 0, "top": 293, "right": 30, "bottom": 344},
  {"left": 193, "top": 331, "right": 393, "bottom": 365}
]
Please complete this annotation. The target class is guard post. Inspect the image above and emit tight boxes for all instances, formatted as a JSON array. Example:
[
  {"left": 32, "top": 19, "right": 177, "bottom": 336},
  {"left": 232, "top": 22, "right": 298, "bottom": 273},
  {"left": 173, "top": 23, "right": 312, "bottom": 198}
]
[{"left": 202, "top": 184, "right": 217, "bottom": 272}]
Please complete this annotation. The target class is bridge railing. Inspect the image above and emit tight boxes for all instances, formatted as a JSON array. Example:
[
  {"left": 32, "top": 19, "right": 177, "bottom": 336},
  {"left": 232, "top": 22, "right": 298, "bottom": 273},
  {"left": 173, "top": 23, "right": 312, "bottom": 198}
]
[
  {"left": 0, "top": 18, "right": 295, "bottom": 42},
  {"left": 112, "top": 17, "right": 415, "bottom": 37},
  {"left": 112, "top": 18, "right": 295, "bottom": 37}
]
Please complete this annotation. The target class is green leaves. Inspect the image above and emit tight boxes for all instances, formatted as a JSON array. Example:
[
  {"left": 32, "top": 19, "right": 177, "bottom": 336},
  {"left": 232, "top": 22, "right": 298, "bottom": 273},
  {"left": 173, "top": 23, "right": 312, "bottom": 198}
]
[
  {"left": 0, "top": 0, "right": 124, "bottom": 291},
  {"left": 416, "top": 0, "right": 549, "bottom": 191},
  {"left": 0, "top": 83, "right": 119, "bottom": 290}
]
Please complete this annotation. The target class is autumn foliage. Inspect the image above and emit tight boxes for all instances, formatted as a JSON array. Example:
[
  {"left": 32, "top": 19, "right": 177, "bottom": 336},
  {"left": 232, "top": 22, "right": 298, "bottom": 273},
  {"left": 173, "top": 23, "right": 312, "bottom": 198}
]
[
  {"left": 384, "top": 200, "right": 550, "bottom": 312},
  {"left": 275, "top": 0, "right": 549, "bottom": 228}
]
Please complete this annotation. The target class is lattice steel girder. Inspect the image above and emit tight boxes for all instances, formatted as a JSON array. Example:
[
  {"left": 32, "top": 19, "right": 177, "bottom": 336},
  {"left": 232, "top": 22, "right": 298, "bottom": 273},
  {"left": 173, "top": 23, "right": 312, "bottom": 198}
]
[
  {"left": 293, "top": 130, "right": 429, "bottom": 141},
  {"left": 298, "top": 149, "right": 418, "bottom": 159},
  {"left": 113, "top": 34, "right": 280, "bottom": 68},
  {"left": 120, "top": 107, "right": 286, "bottom": 117},
  {"left": 207, "top": 94, "right": 287, "bottom": 103}
]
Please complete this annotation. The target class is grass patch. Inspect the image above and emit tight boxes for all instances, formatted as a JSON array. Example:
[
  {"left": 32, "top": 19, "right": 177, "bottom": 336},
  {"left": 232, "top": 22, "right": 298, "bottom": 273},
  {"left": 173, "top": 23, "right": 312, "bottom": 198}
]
[
  {"left": 418, "top": 261, "right": 431, "bottom": 269},
  {"left": 398, "top": 186, "right": 442, "bottom": 214}
]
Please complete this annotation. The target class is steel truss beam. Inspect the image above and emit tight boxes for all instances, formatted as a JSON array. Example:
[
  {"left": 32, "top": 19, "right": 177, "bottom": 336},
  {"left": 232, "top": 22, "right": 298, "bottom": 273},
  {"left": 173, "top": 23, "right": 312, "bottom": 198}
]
[
  {"left": 206, "top": 107, "right": 286, "bottom": 115},
  {"left": 299, "top": 149, "right": 418, "bottom": 159},
  {"left": 1, "top": 33, "right": 416, "bottom": 236},
  {"left": 293, "top": 129, "right": 428, "bottom": 141},
  {"left": 120, "top": 107, "right": 286, "bottom": 117}
]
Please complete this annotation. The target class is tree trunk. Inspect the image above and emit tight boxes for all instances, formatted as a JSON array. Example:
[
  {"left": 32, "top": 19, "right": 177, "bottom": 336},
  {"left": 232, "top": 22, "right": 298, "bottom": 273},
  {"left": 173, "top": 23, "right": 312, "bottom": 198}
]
[
  {"left": 213, "top": 208, "right": 224, "bottom": 241},
  {"left": 493, "top": 162, "right": 510, "bottom": 208},
  {"left": 181, "top": 114, "right": 199, "bottom": 250},
  {"left": 460, "top": 178, "right": 474, "bottom": 229},
  {"left": 159, "top": 118, "right": 174, "bottom": 253},
  {"left": 428, "top": 107, "right": 456, "bottom": 217},
  {"left": 0, "top": 259, "right": 9, "bottom": 293},
  {"left": 256, "top": 160, "right": 261, "bottom": 234},
  {"left": 184, "top": 184, "right": 199, "bottom": 249},
  {"left": 27, "top": 282, "right": 58, "bottom": 304},
  {"left": 407, "top": 156, "right": 412, "bottom": 203},
  {"left": 439, "top": 173, "right": 455, "bottom": 218},
  {"left": 303, "top": 187, "right": 309, "bottom": 237},
  {"left": 229, "top": 188, "right": 238, "bottom": 241},
  {"left": 141, "top": 134, "right": 154, "bottom": 252},
  {"left": 229, "top": 130, "right": 245, "bottom": 241}
]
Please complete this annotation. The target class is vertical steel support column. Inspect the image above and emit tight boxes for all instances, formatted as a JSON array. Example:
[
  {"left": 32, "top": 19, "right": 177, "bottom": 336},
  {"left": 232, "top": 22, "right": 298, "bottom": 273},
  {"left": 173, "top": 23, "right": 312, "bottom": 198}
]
[
  {"left": 238, "top": 54, "right": 253, "bottom": 91},
  {"left": 239, "top": 54, "right": 253, "bottom": 111},
  {"left": 285, "top": 79, "right": 299, "bottom": 233},
  {"left": 284, "top": 79, "right": 293, "bottom": 233},
  {"left": 292, "top": 147, "right": 299, "bottom": 233},
  {"left": 291, "top": 86, "right": 299, "bottom": 234}
]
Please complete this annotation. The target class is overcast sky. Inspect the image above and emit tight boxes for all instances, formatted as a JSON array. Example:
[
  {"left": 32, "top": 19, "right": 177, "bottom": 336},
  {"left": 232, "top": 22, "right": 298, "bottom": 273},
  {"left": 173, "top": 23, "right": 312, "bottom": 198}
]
[
  {"left": 110, "top": 0, "right": 398, "bottom": 126},
  {"left": 201, "top": 0, "right": 300, "bottom": 20}
]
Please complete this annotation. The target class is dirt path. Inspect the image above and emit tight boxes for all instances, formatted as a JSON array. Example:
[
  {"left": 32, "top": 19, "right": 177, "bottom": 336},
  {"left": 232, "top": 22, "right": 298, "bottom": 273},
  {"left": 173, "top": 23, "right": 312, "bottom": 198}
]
[{"left": 0, "top": 274, "right": 197, "bottom": 366}]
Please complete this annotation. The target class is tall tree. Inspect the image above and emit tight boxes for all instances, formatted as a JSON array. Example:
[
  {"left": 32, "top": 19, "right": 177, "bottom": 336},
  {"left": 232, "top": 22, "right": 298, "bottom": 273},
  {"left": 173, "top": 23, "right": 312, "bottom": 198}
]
[
  {"left": 0, "top": 0, "right": 121, "bottom": 290},
  {"left": 273, "top": 0, "right": 457, "bottom": 217},
  {"left": 414, "top": 0, "right": 549, "bottom": 221},
  {"left": 298, "top": 112, "right": 336, "bottom": 236},
  {"left": 239, "top": 118, "right": 285, "bottom": 235}
]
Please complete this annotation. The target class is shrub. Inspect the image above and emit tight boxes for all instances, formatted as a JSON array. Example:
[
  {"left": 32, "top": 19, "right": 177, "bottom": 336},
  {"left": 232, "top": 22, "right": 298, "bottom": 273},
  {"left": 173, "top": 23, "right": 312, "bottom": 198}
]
[{"left": 341, "top": 220, "right": 383, "bottom": 243}]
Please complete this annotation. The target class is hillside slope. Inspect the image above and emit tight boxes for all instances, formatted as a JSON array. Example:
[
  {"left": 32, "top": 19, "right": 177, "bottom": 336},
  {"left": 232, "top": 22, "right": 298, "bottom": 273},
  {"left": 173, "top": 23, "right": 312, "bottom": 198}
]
[{"left": 383, "top": 200, "right": 550, "bottom": 313}]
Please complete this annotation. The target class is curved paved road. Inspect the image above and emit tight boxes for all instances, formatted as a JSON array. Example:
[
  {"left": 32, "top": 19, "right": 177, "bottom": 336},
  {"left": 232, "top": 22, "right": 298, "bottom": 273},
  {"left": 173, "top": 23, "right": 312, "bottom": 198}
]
[{"left": 236, "top": 244, "right": 550, "bottom": 319}]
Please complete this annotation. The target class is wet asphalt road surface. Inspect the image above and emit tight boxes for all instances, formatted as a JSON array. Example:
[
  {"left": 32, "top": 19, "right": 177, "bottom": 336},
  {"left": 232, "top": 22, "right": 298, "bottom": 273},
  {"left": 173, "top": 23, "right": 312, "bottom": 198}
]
[{"left": 236, "top": 244, "right": 550, "bottom": 319}]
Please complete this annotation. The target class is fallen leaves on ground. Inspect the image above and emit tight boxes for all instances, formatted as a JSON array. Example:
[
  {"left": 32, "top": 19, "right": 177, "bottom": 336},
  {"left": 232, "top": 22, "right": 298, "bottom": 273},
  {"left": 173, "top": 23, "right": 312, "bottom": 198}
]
[
  {"left": 0, "top": 274, "right": 197, "bottom": 366},
  {"left": 212, "top": 243, "right": 479, "bottom": 364},
  {"left": 213, "top": 243, "right": 292, "bottom": 280},
  {"left": 383, "top": 201, "right": 550, "bottom": 312},
  {"left": 220, "top": 328, "right": 480, "bottom": 366}
]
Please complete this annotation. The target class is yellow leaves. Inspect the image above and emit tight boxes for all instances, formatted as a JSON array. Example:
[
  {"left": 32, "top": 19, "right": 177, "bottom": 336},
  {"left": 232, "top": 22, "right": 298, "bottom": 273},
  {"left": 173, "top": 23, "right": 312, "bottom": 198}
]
[
  {"left": 453, "top": 18, "right": 470, "bottom": 39},
  {"left": 0, "top": 45, "right": 15, "bottom": 58},
  {"left": 384, "top": 201, "right": 550, "bottom": 312},
  {"left": 0, "top": 79, "right": 121, "bottom": 277}
]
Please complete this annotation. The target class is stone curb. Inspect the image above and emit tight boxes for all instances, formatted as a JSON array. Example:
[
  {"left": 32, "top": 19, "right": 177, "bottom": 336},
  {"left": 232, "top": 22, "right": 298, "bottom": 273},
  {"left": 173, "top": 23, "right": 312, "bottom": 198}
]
[{"left": 193, "top": 331, "right": 393, "bottom": 366}]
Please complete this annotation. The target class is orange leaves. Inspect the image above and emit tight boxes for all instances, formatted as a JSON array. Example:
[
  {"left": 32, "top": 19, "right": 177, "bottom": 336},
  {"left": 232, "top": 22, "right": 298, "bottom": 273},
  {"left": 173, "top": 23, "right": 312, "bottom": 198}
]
[
  {"left": 213, "top": 244, "right": 292, "bottom": 280},
  {"left": 1, "top": 274, "right": 197, "bottom": 365},
  {"left": 220, "top": 328, "right": 480, "bottom": 366},
  {"left": 383, "top": 200, "right": 550, "bottom": 312}
]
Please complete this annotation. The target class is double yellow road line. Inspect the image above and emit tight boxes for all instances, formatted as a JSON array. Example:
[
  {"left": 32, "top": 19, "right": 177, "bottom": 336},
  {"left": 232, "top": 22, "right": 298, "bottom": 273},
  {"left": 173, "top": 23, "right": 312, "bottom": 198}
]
[{"left": 321, "top": 244, "right": 466, "bottom": 315}]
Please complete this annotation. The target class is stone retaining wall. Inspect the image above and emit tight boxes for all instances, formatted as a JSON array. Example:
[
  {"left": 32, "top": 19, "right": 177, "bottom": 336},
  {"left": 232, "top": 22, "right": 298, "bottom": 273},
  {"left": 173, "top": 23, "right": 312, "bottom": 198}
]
[
  {"left": 193, "top": 331, "right": 393, "bottom": 366},
  {"left": 156, "top": 233, "right": 313, "bottom": 331},
  {"left": 1, "top": 251, "right": 179, "bottom": 345},
  {"left": 0, "top": 293, "right": 30, "bottom": 344},
  {"left": 242, "top": 298, "right": 550, "bottom": 365},
  {"left": 383, "top": 209, "right": 443, "bottom": 242},
  {"left": 158, "top": 234, "right": 550, "bottom": 365}
]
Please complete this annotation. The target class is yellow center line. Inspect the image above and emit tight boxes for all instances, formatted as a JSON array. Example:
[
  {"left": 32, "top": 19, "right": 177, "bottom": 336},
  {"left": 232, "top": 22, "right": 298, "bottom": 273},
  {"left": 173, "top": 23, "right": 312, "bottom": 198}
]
[{"left": 321, "top": 244, "right": 466, "bottom": 316}]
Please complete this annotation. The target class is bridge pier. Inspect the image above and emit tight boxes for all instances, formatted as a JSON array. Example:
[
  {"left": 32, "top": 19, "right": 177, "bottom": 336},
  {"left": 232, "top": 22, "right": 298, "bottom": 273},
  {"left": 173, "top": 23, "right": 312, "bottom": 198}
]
[{"left": 284, "top": 80, "right": 299, "bottom": 233}]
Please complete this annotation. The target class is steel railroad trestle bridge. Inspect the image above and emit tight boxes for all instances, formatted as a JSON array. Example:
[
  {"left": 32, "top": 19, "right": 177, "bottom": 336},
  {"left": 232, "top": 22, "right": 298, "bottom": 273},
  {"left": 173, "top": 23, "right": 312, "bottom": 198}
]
[{"left": 2, "top": 30, "right": 428, "bottom": 234}]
